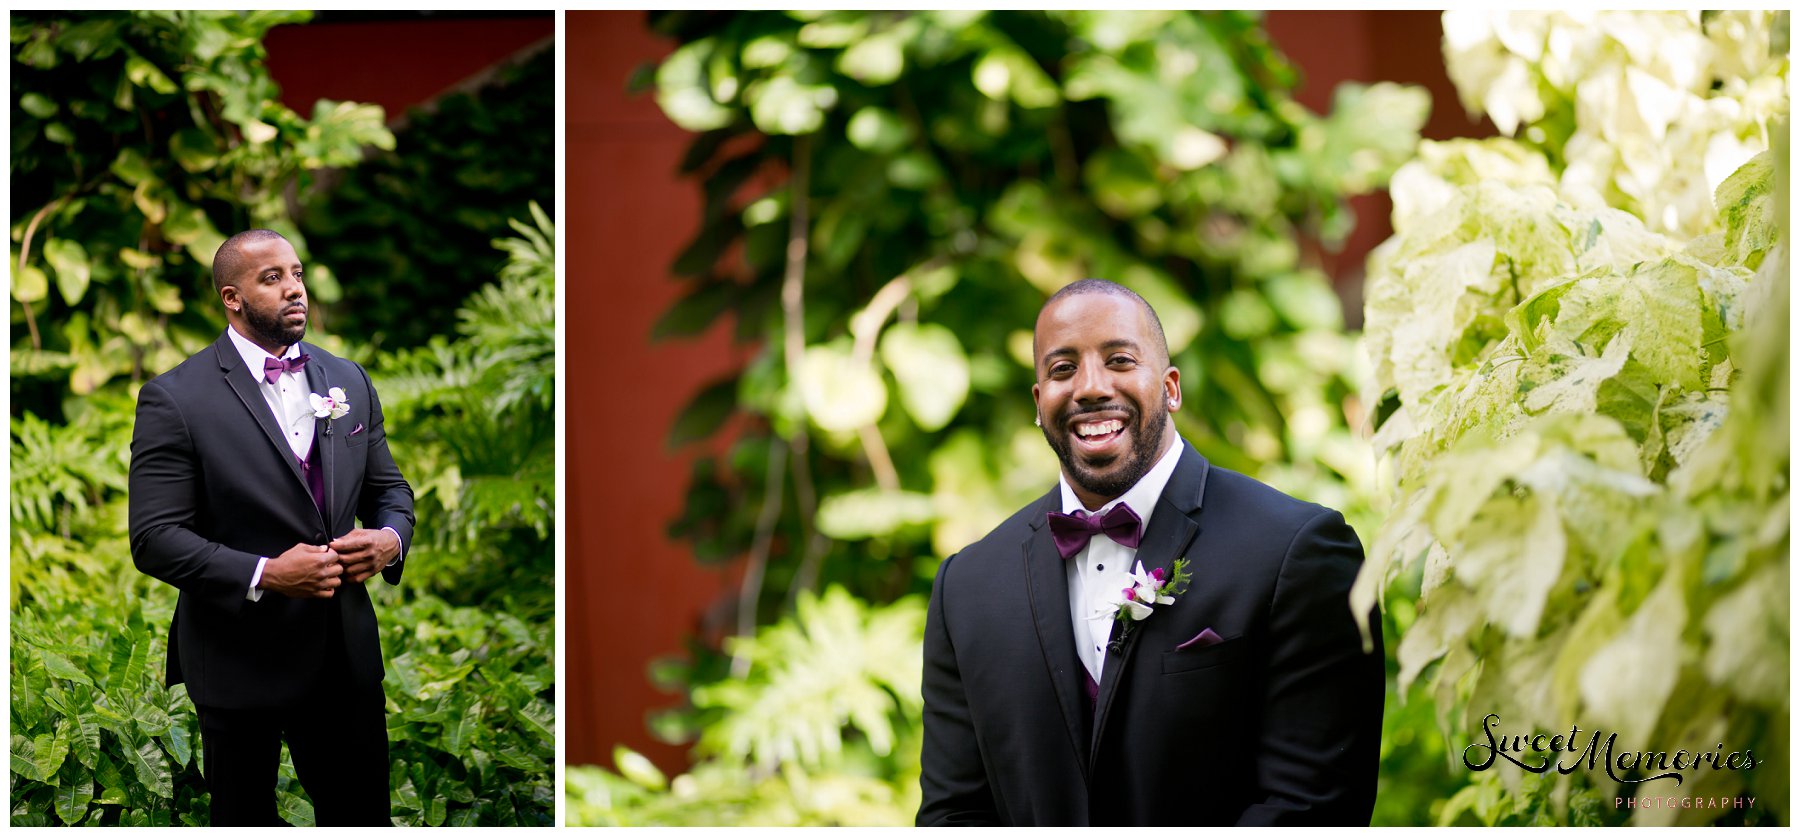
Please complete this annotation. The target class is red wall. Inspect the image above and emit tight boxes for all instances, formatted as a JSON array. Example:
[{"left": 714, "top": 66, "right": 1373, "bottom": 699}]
[
  {"left": 563, "top": 11, "right": 1489, "bottom": 774},
  {"left": 563, "top": 11, "right": 744, "bottom": 772},
  {"left": 264, "top": 15, "right": 552, "bottom": 119}
]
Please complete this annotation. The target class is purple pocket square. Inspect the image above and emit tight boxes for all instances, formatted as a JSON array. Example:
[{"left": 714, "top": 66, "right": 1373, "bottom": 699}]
[
  {"left": 349, "top": 423, "right": 365, "bottom": 437},
  {"left": 1176, "top": 628, "right": 1223, "bottom": 650}
]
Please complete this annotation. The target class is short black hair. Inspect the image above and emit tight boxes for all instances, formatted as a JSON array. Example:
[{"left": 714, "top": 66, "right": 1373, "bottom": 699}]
[
  {"left": 1035, "top": 277, "right": 1170, "bottom": 365},
  {"left": 211, "top": 229, "right": 289, "bottom": 293}
]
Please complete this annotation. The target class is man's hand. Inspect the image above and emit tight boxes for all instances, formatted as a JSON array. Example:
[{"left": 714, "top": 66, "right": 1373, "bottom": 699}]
[
  {"left": 259, "top": 543, "right": 342, "bottom": 598},
  {"left": 331, "top": 528, "right": 400, "bottom": 584}
]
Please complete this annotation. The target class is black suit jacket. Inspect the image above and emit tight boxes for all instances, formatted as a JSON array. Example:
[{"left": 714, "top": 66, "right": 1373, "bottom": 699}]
[
  {"left": 128, "top": 331, "right": 414, "bottom": 710},
  {"left": 918, "top": 442, "right": 1381, "bottom": 825}
]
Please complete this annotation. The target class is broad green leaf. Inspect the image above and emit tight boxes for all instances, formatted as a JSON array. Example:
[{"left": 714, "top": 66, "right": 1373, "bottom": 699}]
[
  {"left": 32, "top": 726, "right": 69, "bottom": 782},
  {"left": 123, "top": 736, "right": 173, "bottom": 799},
  {"left": 1702, "top": 560, "right": 1787, "bottom": 707},
  {"left": 747, "top": 75, "right": 835, "bottom": 136},
  {"left": 13, "top": 264, "right": 49, "bottom": 304},
  {"left": 845, "top": 106, "right": 910, "bottom": 154},
  {"left": 655, "top": 39, "right": 735, "bottom": 132},
  {"left": 20, "top": 91, "right": 58, "bottom": 118},
  {"left": 277, "top": 789, "right": 316, "bottom": 826},
  {"left": 837, "top": 33, "right": 904, "bottom": 85},
  {"left": 817, "top": 488, "right": 936, "bottom": 540},
  {"left": 54, "top": 776, "right": 93, "bottom": 825},
  {"left": 444, "top": 702, "right": 479, "bottom": 758},
  {"left": 109, "top": 147, "right": 154, "bottom": 184},
  {"left": 1715, "top": 151, "right": 1777, "bottom": 268},
  {"left": 613, "top": 746, "right": 668, "bottom": 791},
  {"left": 1579, "top": 569, "right": 1684, "bottom": 744},
  {"left": 42, "top": 238, "right": 92, "bottom": 306},
  {"left": 163, "top": 718, "right": 193, "bottom": 768},
  {"left": 878, "top": 322, "right": 969, "bottom": 431},
  {"left": 797, "top": 342, "right": 887, "bottom": 432}
]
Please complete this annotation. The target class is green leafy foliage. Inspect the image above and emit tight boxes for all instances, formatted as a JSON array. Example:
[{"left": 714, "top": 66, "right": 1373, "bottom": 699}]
[
  {"left": 301, "top": 44, "right": 554, "bottom": 350},
  {"left": 11, "top": 11, "right": 394, "bottom": 406},
  {"left": 574, "top": 10, "right": 1427, "bottom": 826},
  {"left": 566, "top": 592, "right": 923, "bottom": 826},
  {"left": 1356, "top": 11, "right": 1788, "bottom": 826},
  {"left": 373, "top": 204, "right": 556, "bottom": 621}
]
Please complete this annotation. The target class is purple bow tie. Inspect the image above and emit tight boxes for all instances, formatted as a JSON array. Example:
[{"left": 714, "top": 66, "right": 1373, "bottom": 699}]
[
  {"left": 262, "top": 353, "right": 309, "bottom": 385},
  {"left": 1047, "top": 503, "right": 1142, "bottom": 559}
]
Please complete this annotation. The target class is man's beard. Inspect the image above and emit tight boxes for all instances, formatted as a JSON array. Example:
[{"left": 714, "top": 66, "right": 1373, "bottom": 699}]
[
  {"left": 242, "top": 299, "right": 306, "bottom": 349},
  {"left": 1042, "top": 397, "right": 1169, "bottom": 501}
]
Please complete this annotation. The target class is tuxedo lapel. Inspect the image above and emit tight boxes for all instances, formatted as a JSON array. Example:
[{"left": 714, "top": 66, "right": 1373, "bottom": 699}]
[
  {"left": 1022, "top": 492, "right": 1092, "bottom": 773},
  {"left": 1089, "top": 444, "right": 1211, "bottom": 765},
  {"left": 302, "top": 346, "right": 336, "bottom": 530},
  {"left": 214, "top": 335, "right": 311, "bottom": 495}
]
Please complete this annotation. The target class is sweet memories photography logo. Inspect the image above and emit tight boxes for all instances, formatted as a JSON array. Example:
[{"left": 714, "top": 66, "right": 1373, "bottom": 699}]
[{"left": 1463, "top": 713, "right": 1761, "bottom": 810}]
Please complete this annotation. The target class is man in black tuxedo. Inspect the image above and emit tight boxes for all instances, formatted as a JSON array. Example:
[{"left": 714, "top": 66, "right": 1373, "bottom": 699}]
[
  {"left": 129, "top": 229, "right": 414, "bottom": 826},
  {"left": 918, "top": 279, "right": 1382, "bottom": 825}
]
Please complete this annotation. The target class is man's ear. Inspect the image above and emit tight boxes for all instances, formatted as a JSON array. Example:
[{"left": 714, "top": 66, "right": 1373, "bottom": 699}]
[
  {"left": 1164, "top": 366, "right": 1181, "bottom": 411},
  {"left": 220, "top": 285, "right": 240, "bottom": 313}
]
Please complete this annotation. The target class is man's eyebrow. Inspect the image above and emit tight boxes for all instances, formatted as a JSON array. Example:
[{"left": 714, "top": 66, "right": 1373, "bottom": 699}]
[{"left": 1039, "top": 338, "right": 1143, "bottom": 365}]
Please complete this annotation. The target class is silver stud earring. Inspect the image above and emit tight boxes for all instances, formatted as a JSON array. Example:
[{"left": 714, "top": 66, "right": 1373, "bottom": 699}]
[{"left": 1034, "top": 414, "right": 1042, "bottom": 427}]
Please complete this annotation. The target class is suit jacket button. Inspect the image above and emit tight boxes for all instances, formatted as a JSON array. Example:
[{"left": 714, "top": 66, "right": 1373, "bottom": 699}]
[{"left": 313, "top": 532, "right": 324, "bottom": 541}]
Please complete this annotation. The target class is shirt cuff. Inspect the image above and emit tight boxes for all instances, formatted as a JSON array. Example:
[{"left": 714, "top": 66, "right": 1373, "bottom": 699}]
[
  {"left": 247, "top": 556, "right": 269, "bottom": 602},
  {"left": 381, "top": 526, "right": 406, "bottom": 568}
]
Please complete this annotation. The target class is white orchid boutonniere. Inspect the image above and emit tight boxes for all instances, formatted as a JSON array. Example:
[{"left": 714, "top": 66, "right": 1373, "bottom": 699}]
[
  {"left": 1095, "top": 558, "right": 1193, "bottom": 653},
  {"left": 310, "top": 386, "right": 350, "bottom": 430}
]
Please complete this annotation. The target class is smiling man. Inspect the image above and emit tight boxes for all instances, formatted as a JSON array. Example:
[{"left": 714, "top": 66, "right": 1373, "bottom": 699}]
[
  {"left": 129, "top": 229, "right": 413, "bottom": 825},
  {"left": 917, "top": 278, "right": 1382, "bottom": 826}
]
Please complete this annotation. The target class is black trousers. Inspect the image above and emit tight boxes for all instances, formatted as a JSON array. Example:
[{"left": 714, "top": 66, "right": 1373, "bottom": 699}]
[{"left": 193, "top": 607, "right": 391, "bottom": 826}]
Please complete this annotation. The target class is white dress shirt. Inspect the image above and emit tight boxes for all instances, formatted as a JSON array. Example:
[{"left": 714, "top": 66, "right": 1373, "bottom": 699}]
[
  {"left": 225, "top": 325, "right": 401, "bottom": 601},
  {"left": 1061, "top": 435, "right": 1185, "bottom": 683}
]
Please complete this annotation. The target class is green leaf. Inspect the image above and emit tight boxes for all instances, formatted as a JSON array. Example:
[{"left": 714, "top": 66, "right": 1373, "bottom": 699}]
[
  {"left": 656, "top": 38, "right": 734, "bottom": 132},
  {"left": 443, "top": 702, "right": 479, "bottom": 758},
  {"left": 845, "top": 106, "right": 911, "bottom": 154},
  {"left": 163, "top": 718, "right": 193, "bottom": 769},
  {"left": 32, "top": 726, "right": 70, "bottom": 782},
  {"left": 613, "top": 745, "right": 667, "bottom": 791},
  {"left": 837, "top": 33, "right": 905, "bottom": 85},
  {"left": 747, "top": 75, "right": 835, "bottom": 135},
  {"left": 124, "top": 53, "right": 177, "bottom": 94},
  {"left": 798, "top": 342, "right": 887, "bottom": 432},
  {"left": 277, "top": 789, "right": 316, "bottom": 826},
  {"left": 668, "top": 376, "right": 739, "bottom": 449},
  {"left": 109, "top": 147, "right": 155, "bottom": 185},
  {"left": 20, "top": 91, "right": 58, "bottom": 118},
  {"left": 878, "top": 322, "right": 969, "bottom": 431},
  {"left": 54, "top": 775, "right": 94, "bottom": 825},
  {"left": 817, "top": 488, "right": 937, "bottom": 540},
  {"left": 42, "top": 238, "right": 92, "bottom": 306},
  {"left": 515, "top": 699, "right": 555, "bottom": 744},
  {"left": 13, "top": 264, "right": 50, "bottom": 304},
  {"left": 169, "top": 128, "right": 220, "bottom": 173},
  {"left": 123, "top": 736, "right": 173, "bottom": 799}
]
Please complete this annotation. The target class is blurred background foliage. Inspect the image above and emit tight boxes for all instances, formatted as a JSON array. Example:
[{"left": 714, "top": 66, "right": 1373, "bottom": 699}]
[
  {"left": 10, "top": 11, "right": 552, "bottom": 825},
  {"left": 1356, "top": 11, "right": 1788, "bottom": 826},
  {"left": 567, "top": 9, "right": 1436, "bottom": 826},
  {"left": 300, "top": 42, "right": 554, "bottom": 351}
]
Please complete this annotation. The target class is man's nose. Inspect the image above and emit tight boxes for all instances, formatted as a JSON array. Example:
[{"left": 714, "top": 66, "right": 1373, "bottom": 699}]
[
  {"left": 1071, "top": 357, "right": 1113, "bottom": 402},
  {"left": 282, "top": 276, "right": 304, "bottom": 298}
]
